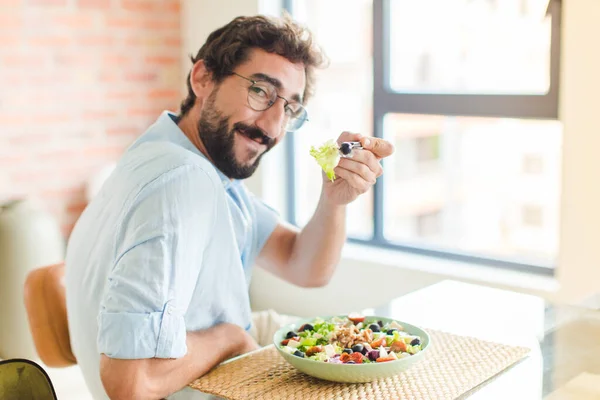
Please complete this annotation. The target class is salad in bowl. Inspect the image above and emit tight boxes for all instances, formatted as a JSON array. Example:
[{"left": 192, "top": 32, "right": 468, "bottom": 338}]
[{"left": 273, "top": 314, "right": 430, "bottom": 383}]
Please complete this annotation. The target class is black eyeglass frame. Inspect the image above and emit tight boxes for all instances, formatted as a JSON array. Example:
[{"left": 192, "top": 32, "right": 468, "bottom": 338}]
[{"left": 232, "top": 72, "right": 309, "bottom": 132}]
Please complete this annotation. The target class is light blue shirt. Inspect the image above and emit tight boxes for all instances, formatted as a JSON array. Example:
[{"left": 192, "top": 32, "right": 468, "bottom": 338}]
[{"left": 65, "top": 111, "right": 280, "bottom": 399}]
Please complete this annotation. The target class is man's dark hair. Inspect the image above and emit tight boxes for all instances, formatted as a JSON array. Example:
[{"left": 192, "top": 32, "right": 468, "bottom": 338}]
[{"left": 179, "top": 14, "right": 327, "bottom": 117}]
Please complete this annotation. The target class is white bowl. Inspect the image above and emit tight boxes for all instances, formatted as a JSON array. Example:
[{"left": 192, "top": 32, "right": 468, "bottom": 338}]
[{"left": 273, "top": 315, "right": 431, "bottom": 383}]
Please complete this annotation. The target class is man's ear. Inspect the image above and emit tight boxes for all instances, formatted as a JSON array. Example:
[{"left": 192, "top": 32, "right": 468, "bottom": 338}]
[{"left": 189, "top": 60, "right": 214, "bottom": 103}]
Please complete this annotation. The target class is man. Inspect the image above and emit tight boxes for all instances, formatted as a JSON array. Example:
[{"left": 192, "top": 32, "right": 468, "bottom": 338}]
[{"left": 65, "top": 14, "right": 393, "bottom": 400}]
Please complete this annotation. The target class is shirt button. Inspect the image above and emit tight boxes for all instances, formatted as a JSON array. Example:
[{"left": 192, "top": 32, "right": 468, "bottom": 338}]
[{"left": 167, "top": 306, "right": 173, "bottom": 315}]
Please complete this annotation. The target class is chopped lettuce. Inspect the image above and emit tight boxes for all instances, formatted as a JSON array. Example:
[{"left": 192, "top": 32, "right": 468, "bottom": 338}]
[
  {"left": 391, "top": 330, "right": 405, "bottom": 345},
  {"left": 386, "top": 335, "right": 395, "bottom": 347},
  {"left": 313, "top": 321, "right": 335, "bottom": 337},
  {"left": 408, "top": 344, "right": 422, "bottom": 354},
  {"left": 308, "top": 352, "right": 329, "bottom": 362},
  {"left": 300, "top": 337, "right": 318, "bottom": 347},
  {"left": 309, "top": 139, "right": 340, "bottom": 182}
]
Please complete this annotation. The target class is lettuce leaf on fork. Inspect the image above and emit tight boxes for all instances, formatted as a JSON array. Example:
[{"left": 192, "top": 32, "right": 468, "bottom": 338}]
[{"left": 309, "top": 139, "right": 340, "bottom": 182}]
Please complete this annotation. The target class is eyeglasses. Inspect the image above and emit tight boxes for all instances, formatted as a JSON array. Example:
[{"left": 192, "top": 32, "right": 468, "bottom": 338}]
[{"left": 232, "top": 72, "right": 308, "bottom": 132}]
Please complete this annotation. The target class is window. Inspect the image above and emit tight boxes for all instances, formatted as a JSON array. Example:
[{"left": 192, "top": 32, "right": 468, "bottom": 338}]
[
  {"left": 285, "top": 0, "right": 562, "bottom": 273},
  {"left": 522, "top": 205, "right": 544, "bottom": 228},
  {"left": 416, "top": 210, "right": 442, "bottom": 238},
  {"left": 522, "top": 154, "right": 545, "bottom": 175},
  {"left": 388, "top": 0, "right": 553, "bottom": 96}
]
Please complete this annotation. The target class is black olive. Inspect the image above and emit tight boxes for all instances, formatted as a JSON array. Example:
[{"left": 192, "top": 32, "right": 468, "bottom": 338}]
[
  {"left": 293, "top": 350, "right": 305, "bottom": 357},
  {"left": 369, "top": 324, "right": 381, "bottom": 332},
  {"left": 298, "top": 323, "right": 314, "bottom": 332},
  {"left": 377, "top": 320, "right": 384, "bottom": 327},
  {"left": 342, "top": 348, "right": 353, "bottom": 354},
  {"left": 351, "top": 344, "right": 364, "bottom": 354},
  {"left": 285, "top": 331, "right": 297, "bottom": 339},
  {"left": 346, "top": 361, "right": 356, "bottom": 364},
  {"left": 410, "top": 338, "right": 421, "bottom": 346},
  {"left": 386, "top": 329, "right": 398, "bottom": 335},
  {"left": 340, "top": 142, "right": 352, "bottom": 155}
]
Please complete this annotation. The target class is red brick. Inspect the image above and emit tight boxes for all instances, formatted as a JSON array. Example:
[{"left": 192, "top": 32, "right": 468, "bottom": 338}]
[
  {"left": 98, "top": 71, "right": 119, "bottom": 83},
  {"left": 0, "top": 0, "right": 23, "bottom": 7},
  {"left": 52, "top": 14, "right": 96, "bottom": 29},
  {"left": 29, "top": 75, "right": 70, "bottom": 85},
  {"left": 0, "top": 35, "right": 20, "bottom": 47},
  {"left": 121, "top": 0, "right": 156, "bottom": 12},
  {"left": 8, "top": 133, "right": 50, "bottom": 145},
  {"left": 102, "top": 54, "right": 131, "bottom": 66},
  {"left": 1, "top": 72, "right": 23, "bottom": 82},
  {"left": 3, "top": 0, "right": 181, "bottom": 240},
  {"left": 2, "top": 54, "right": 46, "bottom": 68},
  {"left": 147, "top": 88, "right": 180, "bottom": 99},
  {"left": 118, "top": 1, "right": 179, "bottom": 14},
  {"left": 33, "top": 114, "right": 72, "bottom": 124},
  {"left": 55, "top": 53, "right": 94, "bottom": 66},
  {"left": 165, "top": 2, "right": 180, "bottom": 13},
  {"left": 28, "top": 35, "right": 72, "bottom": 47},
  {"left": 11, "top": 170, "right": 58, "bottom": 183},
  {"left": 124, "top": 71, "right": 157, "bottom": 82},
  {"left": 37, "top": 150, "right": 80, "bottom": 163},
  {"left": 142, "top": 19, "right": 179, "bottom": 30},
  {"left": 28, "top": 0, "right": 67, "bottom": 6},
  {"left": 79, "top": 34, "right": 115, "bottom": 46},
  {"left": 106, "top": 126, "right": 139, "bottom": 136},
  {"left": 104, "top": 16, "right": 136, "bottom": 29},
  {"left": 0, "top": 114, "right": 25, "bottom": 126},
  {"left": 2, "top": 76, "right": 26, "bottom": 87},
  {"left": 123, "top": 36, "right": 163, "bottom": 47},
  {"left": 82, "top": 145, "right": 125, "bottom": 158},
  {"left": 145, "top": 55, "right": 178, "bottom": 65},
  {"left": 83, "top": 110, "right": 119, "bottom": 120},
  {"left": 127, "top": 108, "right": 166, "bottom": 119},
  {"left": 164, "top": 36, "right": 181, "bottom": 47},
  {"left": 123, "top": 36, "right": 142, "bottom": 46},
  {"left": 105, "top": 90, "right": 134, "bottom": 100},
  {"left": 0, "top": 15, "right": 23, "bottom": 29},
  {"left": 0, "top": 155, "right": 27, "bottom": 166},
  {"left": 54, "top": 166, "right": 91, "bottom": 181},
  {"left": 77, "top": 0, "right": 110, "bottom": 9}
]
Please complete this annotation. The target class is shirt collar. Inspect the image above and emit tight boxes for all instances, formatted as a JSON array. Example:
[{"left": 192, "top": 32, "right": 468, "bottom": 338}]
[{"left": 145, "top": 110, "right": 237, "bottom": 189}]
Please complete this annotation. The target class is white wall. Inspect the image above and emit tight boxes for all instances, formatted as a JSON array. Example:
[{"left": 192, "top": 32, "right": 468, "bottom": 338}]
[
  {"left": 554, "top": 0, "right": 600, "bottom": 302},
  {"left": 180, "top": 0, "right": 280, "bottom": 95},
  {"left": 181, "top": 0, "right": 600, "bottom": 316}
]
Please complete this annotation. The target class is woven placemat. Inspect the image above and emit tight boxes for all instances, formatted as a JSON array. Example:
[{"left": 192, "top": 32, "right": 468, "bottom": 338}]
[{"left": 189, "top": 329, "right": 530, "bottom": 400}]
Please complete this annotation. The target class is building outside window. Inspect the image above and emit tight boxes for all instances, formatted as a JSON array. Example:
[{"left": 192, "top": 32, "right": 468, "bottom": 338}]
[{"left": 284, "top": 0, "right": 562, "bottom": 273}]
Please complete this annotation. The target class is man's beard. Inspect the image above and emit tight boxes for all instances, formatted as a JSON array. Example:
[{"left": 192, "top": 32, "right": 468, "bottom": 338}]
[{"left": 197, "top": 91, "right": 275, "bottom": 180}]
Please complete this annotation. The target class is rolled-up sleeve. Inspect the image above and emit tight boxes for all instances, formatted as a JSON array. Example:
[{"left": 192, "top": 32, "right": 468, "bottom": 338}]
[{"left": 97, "top": 165, "right": 217, "bottom": 359}]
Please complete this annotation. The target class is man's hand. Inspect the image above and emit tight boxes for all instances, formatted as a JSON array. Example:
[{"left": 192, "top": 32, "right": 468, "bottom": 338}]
[
  {"left": 256, "top": 132, "right": 393, "bottom": 289},
  {"left": 323, "top": 132, "right": 394, "bottom": 205}
]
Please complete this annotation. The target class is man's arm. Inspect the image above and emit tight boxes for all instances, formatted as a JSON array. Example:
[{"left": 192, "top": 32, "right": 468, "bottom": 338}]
[
  {"left": 257, "top": 134, "right": 394, "bottom": 288},
  {"left": 257, "top": 194, "right": 345, "bottom": 288},
  {"left": 97, "top": 166, "right": 256, "bottom": 399},
  {"left": 100, "top": 323, "right": 258, "bottom": 400}
]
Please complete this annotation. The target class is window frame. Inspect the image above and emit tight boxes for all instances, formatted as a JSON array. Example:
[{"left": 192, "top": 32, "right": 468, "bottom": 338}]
[{"left": 284, "top": 0, "right": 561, "bottom": 275}]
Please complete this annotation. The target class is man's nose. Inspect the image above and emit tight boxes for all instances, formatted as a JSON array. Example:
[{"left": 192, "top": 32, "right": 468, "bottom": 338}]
[{"left": 255, "top": 99, "right": 287, "bottom": 139}]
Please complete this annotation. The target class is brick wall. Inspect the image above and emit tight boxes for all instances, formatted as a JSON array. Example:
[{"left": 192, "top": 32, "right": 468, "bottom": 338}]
[{"left": 0, "top": 0, "right": 182, "bottom": 237}]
